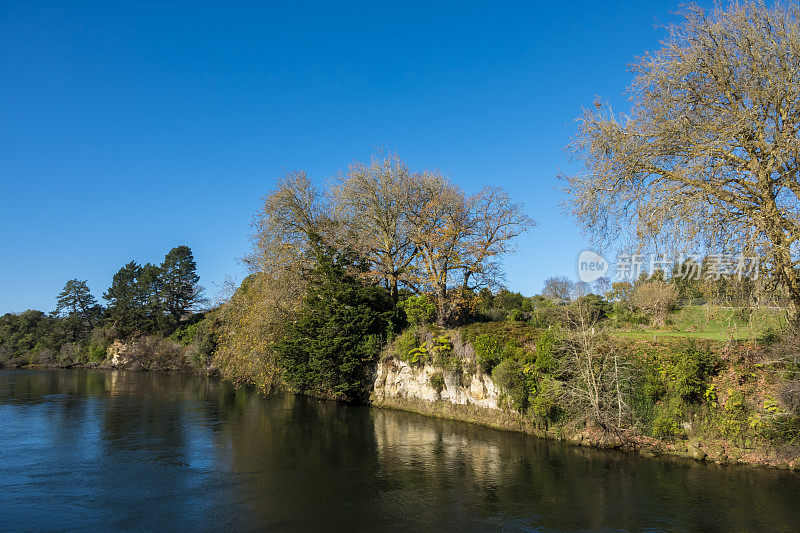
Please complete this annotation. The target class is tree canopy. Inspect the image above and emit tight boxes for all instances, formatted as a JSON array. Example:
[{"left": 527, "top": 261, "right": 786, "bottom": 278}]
[{"left": 563, "top": 1, "right": 800, "bottom": 315}]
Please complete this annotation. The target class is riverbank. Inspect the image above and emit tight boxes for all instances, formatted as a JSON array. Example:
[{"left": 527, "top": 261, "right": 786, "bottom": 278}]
[
  {"left": 372, "top": 391, "right": 800, "bottom": 471},
  {"left": 3, "top": 342, "right": 799, "bottom": 472}
]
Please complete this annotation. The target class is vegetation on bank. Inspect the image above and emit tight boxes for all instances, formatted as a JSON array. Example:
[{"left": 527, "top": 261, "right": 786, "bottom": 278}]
[{"left": 384, "top": 290, "right": 800, "bottom": 463}]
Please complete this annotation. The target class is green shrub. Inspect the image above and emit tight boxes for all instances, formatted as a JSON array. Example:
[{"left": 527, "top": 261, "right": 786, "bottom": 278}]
[
  {"left": 507, "top": 308, "right": 525, "bottom": 322},
  {"left": 400, "top": 295, "right": 437, "bottom": 326},
  {"left": 609, "top": 303, "right": 648, "bottom": 327},
  {"left": 528, "top": 378, "right": 562, "bottom": 429},
  {"left": 492, "top": 358, "right": 529, "bottom": 411},
  {"left": 430, "top": 336, "right": 454, "bottom": 367},
  {"left": 528, "top": 306, "right": 562, "bottom": 328},
  {"left": 429, "top": 371, "right": 445, "bottom": 397},
  {"left": 572, "top": 294, "right": 611, "bottom": 322},
  {"left": 667, "top": 344, "right": 721, "bottom": 403},
  {"left": 651, "top": 398, "right": 684, "bottom": 439},
  {"left": 534, "top": 329, "right": 558, "bottom": 374},
  {"left": 718, "top": 389, "right": 750, "bottom": 443},
  {"left": 473, "top": 334, "right": 502, "bottom": 373},
  {"left": 764, "top": 414, "right": 800, "bottom": 443},
  {"left": 395, "top": 329, "right": 419, "bottom": 361},
  {"left": 86, "top": 341, "right": 109, "bottom": 363},
  {"left": 757, "top": 326, "right": 781, "bottom": 346}
]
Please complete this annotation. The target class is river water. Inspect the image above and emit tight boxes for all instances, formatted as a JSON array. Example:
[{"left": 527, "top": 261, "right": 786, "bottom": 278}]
[{"left": 0, "top": 369, "right": 798, "bottom": 531}]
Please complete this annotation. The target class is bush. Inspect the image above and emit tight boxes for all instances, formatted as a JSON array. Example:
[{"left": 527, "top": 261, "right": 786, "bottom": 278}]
[
  {"left": 668, "top": 344, "right": 721, "bottom": 403},
  {"left": 395, "top": 329, "right": 419, "bottom": 362},
  {"left": 631, "top": 281, "right": 679, "bottom": 327},
  {"left": 429, "top": 335, "right": 454, "bottom": 367},
  {"left": 492, "top": 358, "right": 529, "bottom": 411},
  {"left": 528, "top": 378, "right": 562, "bottom": 429},
  {"left": 609, "top": 303, "right": 648, "bottom": 327},
  {"left": 778, "top": 379, "right": 800, "bottom": 415},
  {"left": 534, "top": 329, "right": 558, "bottom": 374},
  {"left": 651, "top": 398, "right": 684, "bottom": 439},
  {"left": 171, "top": 316, "right": 219, "bottom": 369},
  {"left": 528, "top": 305, "right": 562, "bottom": 328},
  {"left": 407, "top": 334, "right": 454, "bottom": 367},
  {"left": 507, "top": 309, "right": 525, "bottom": 322},
  {"left": 757, "top": 326, "right": 781, "bottom": 346},
  {"left": 429, "top": 371, "right": 445, "bottom": 397},
  {"left": 473, "top": 334, "right": 502, "bottom": 373},
  {"left": 125, "top": 336, "right": 186, "bottom": 371},
  {"left": 764, "top": 414, "right": 800, "bottom": 443},
  {"left": 719, "top": 389, "right": 750, "bottom": 443},
  {"left": 400, "top": 295, "right": 437, "bottom": 326},
  {"left": 571, "top": 294, "right": 611, "bottom": 322}
]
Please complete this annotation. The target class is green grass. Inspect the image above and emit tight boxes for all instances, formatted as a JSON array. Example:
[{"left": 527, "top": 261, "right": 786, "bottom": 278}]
[{"left": 612, "top": 305, "right": 786, "bottom": 342}]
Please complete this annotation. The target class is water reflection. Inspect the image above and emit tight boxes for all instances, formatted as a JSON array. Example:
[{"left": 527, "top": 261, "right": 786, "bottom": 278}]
[{"left": 0, "top": 369, "right": 798, "bottom": 532}]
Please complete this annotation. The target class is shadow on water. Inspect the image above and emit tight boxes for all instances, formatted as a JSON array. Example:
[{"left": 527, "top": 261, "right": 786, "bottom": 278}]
[{"left": 0, "top": 368, "right": 798, "bottom": 532}]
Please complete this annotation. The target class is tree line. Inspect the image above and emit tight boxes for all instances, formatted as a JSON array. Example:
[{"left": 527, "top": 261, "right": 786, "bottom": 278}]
[{"left": 0, "top": 245, "right": 204, "bottom": 366}]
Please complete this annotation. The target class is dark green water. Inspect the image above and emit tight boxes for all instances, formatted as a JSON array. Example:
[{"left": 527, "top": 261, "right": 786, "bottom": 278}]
[{"left": 0, "top": 369, "right": 798, "bottom": 532}]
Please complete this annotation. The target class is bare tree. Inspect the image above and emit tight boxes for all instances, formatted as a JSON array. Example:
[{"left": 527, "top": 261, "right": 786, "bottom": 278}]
[
  {"left": 249, "top": 170, "right": 329, "bottom": 277},
  {"left": 459, "top": 186, "right": 535, "bottom": 292},
  {"left": 331, "top": 152, "right": 418, "bottom": 302},
  {"left": 406, "top": 170, "right": 474, "bottom": 322},
  {"left": 631, "top": 280, "right": 679, "bottom": 327},
  {"left": 562, "top": 2, "right": 800, "bottom": 317},
  {"left": 559, "top": 297, "right": 629, "bottom": 430},
  {"left": 542, "top": 276, "right": 574, "bottom": 303},
  {"left": 407, "top": 171, "right": 534, "bottom": 323}
]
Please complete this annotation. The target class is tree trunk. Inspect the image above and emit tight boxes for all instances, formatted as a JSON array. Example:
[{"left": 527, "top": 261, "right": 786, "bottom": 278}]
[{"left": 436, "top": 284, "right": 448, "bottom": 326}]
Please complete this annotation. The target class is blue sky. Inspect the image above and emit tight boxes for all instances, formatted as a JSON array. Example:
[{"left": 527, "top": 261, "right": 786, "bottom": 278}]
[{"left": 0, "top": 1, "right": 710, "bottom": 313}]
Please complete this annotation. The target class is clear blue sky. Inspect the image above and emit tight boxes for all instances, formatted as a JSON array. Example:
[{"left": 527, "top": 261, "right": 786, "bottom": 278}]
[{"left": 0, "top": 0, "right": 711, "bottom": 313}]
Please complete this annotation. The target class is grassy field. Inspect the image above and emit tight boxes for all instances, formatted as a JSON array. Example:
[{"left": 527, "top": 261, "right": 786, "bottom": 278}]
[{"left": 612, "top": 305, "right": 786, "bottom": 342}]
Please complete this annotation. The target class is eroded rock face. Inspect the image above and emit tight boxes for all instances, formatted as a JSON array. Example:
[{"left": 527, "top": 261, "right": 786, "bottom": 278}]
[
  {"left": 107, "top": 341, "right": 130, "bottom": 367},
  {"left": 373, "top": 357, "right": 500, "bottom": 410}
]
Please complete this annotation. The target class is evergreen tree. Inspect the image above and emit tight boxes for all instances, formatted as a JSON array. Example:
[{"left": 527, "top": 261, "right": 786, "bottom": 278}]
[
  {"left": 160, "top": 246, "right": 201, "bottom": 323},
  {"left": 56, "top": 279, "right": 98, "bottom": 319},
  {"left": 138, "top": 263, "right": 165, "bottom": 332},
  {"left": 276, "top": 242, "right": 399, "bottom": 402},
  {"left": 55, "top": 279, "right": 101, "bottom": 338},
  {"left": 103, "top": 261, "right": 144, "bottom": 335}
]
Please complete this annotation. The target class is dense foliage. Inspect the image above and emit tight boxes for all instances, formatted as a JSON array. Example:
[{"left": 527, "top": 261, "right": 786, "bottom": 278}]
[{"left": 276, "top": 245, "right": 401, "bottom": 402}]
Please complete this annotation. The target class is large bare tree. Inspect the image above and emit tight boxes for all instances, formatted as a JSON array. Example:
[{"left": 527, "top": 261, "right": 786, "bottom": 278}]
[
  {"left": 460, "top": 186, "right": 535, "bottom": 292},
  {"left": 331, "top": 153, "right": 418, "bottom": 302},
  {"left": 249, "top": 170, "right": 329, "bottom": 275},
  {"left": 408, "top": 170, "right": 533, "bottom": 323},
  {"left": 562, "top": 2, "right": 800, "bottom": 315}
]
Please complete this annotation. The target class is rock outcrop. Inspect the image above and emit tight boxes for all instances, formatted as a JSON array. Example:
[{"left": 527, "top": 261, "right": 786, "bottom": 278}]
[{"left": 373, "top": 357, "right": 500, "bottom": 409}]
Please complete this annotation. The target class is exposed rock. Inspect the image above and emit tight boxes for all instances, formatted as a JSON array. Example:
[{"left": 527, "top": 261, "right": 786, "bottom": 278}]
[
  {"left": 108, "top": 341, "right": 130, "bottom": 367},
  {"left": 373, "top": 357, "right": 500, "bottom": 409},
  {"left": 596, "top": 432, "right": 626, "bottom": 449},
  {"left": 684, "top": 442, "right": 708, "bottom": 461},
  {"left": 568, "top": 433, "right": 584, "bottom": 446}
]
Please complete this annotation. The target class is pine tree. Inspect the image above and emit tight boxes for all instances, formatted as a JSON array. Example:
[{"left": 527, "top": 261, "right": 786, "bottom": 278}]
[{"left": 160, "top": 246, "right": 201, "bottom": 323}]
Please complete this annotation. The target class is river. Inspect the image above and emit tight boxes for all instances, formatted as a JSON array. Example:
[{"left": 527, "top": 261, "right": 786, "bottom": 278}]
[{"left": 0, "top": 369, "right": 798, "bottom": 531}]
